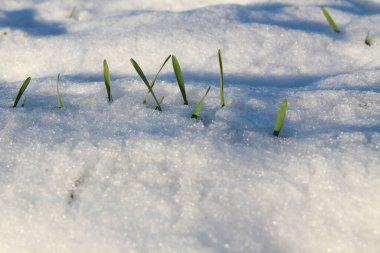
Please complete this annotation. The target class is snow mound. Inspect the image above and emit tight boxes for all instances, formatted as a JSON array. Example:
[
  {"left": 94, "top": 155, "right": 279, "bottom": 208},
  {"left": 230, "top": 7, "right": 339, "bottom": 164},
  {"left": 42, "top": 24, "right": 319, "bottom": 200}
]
[{"left": 1, "top": 1, "right": 380, "bottom": 252}]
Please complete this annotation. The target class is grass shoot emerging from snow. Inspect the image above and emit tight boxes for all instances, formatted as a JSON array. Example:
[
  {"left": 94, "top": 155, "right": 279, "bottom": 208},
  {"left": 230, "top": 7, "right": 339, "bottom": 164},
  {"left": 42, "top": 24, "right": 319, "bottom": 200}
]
[
  {"left": 172, "top": 55, "right": 189, "bottom": 105},
  {"left": 365, "top": 32, "right": 372, "bottom": 46},
  {"left": 155, "top": 96, "right": 165, "bottom": 110},
  {"left": 13, "top": 77, "right": 31, "bottom": 108},
  {"left": 191, "top": 86, "right": 211, "bottom": 119},
  {"left": 218, "top": 49, "right": 225, "bottom": 107},
  {"left": 103, "top": 59, "right": 113, "bottom": 103},
  {"left": 130, "top": 58, "right": 162, "bottom": 111},
  {"left": 273, "top": 99, "right": 288, "bottom": 137},
  {"left": 143, "top": 55, "right": 171, "bottom": 104},
  {"left": 56, "top": 73, "right": 63, "bottom": 109},
  {"left": 69, "top": 7, "right": 77, "bottom": 19},
  {"left": 21, "top": 96, "right": 27, "bottom": 107},
  {"left": 321, "top": 7, "right": 340, "bottom": 33}
]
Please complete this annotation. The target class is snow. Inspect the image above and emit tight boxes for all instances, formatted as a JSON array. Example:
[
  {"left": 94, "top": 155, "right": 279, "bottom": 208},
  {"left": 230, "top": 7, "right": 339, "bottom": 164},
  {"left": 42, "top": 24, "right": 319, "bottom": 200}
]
[{"left": 1, "top": 0, "right": 380, "bottom": 252}]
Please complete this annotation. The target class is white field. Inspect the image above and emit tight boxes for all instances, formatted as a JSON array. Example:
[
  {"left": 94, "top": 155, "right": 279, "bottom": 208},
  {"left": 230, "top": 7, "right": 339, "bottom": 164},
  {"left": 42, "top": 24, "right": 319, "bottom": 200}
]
[{"left": 1, "top": 0, "right": 380, "bottom": 252}]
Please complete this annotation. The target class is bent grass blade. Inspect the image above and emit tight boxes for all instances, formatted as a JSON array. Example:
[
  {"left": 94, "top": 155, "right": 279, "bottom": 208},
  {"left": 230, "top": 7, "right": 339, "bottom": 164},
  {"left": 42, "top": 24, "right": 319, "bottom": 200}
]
[
  {"left": 57, "top": 73, "right": 63, "bottom": 109},
  {"left": 273, "top": 99, "right": 288, "bottom": 137},
  {"left": 172, "top": 55, "right": 188, "bottom": 105},
  {"left": 103, "top": 59, "right": 113, "bottom": 103},
  {"left": 130, "top": 58, "right": 162, "bottom": 111},
  {"left": 13, "top": 77, "right": 31, "bottom": 107},
  {"left": 218, "top": 49, "right": 225, "bottom": 107},
  {"left": 321, "top": 7, "right": 340, "bottom": 33},
  {"left": 143, "top": 55, "right": 171, "bottom": 104},
  {"left": 192, "top": 86, "right": 211, "bottom": 119}
]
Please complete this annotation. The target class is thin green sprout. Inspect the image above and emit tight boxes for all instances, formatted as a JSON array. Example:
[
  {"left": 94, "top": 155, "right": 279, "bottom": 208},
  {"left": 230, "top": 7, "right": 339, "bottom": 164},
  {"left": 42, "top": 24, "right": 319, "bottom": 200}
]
[
  {"left": 103, "top": 59, "right": 113, "bottom": 103},
  {"left": 57, "top": 73, "right": 63, "bottom": 109},
  {"left": 273, "top": 99, "right": 288, "bottom": 137},
  {"left": 13, "top": 77, "right": 31, "bottom": 107},
  {"left": 172, "top": 55, "right": 189, "bottom": 105},
  {"left": 321, "top": 7, "right": 340, "bottom": 33},
  {"left": 218, "top": 49, "right": 225, "bottom": 107},
  {"left": 192, "top": 86, "right": 211, "bottom": 119}
]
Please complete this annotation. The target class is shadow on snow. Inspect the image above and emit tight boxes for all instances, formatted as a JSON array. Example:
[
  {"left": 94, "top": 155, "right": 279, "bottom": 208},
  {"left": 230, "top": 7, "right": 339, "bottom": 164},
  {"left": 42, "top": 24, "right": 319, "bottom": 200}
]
[{"left": 0, "top": 9, "right": 66, "bottom": 36}]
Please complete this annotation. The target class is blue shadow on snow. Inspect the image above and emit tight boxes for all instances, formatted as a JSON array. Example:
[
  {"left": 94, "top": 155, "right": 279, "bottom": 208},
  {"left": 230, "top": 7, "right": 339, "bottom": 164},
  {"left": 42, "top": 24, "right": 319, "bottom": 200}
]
[{"left": 0, "top": 9, "right": 66, "bottom": 36}]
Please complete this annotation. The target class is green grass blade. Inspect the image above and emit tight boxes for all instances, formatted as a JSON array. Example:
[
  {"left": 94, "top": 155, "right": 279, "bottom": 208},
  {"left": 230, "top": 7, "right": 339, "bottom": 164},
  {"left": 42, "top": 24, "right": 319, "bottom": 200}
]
[
  {"left": 57, "top": 73, "right": 63, "bottom": 109},
  {"left": 130, "top": 58, "right": 162, "bottom": 111},
  {"left": 218, "top": 49, "right": 225, "bottom": 107},
  {"left": 155, "top": 96, "right": 165, "bottom": 110},
  {"left": 103, "top": 59, "right": 113, "bottom": 103},
  {"left": 273, "top": 99, "right": 288, "bottom": 137},
  {"left": 191, "top": 86, "right": 211, "bottom": 119},
  {"left": 321, "top": 7, "right": 340, "bottom": 33},
  {"left": 172, "top": 55, "right": 188, "bottom": 105},
  {"left": 69, "top": 7, "right": 77, "bottom": 19},
  {"left": 143, "top": 54, "right": 171, "bottom": 104},
  {"left": 13, "top": 77, "right": 31, "bottom": 107},
  {"left": 130, "top": 58, "right": 150, "bottom": 86},
  {"left": 365, "top": 32, "right": 372, "bottom": 46},
  {"left": 21, "top": 96, "right": 26, "bottom": 107}
]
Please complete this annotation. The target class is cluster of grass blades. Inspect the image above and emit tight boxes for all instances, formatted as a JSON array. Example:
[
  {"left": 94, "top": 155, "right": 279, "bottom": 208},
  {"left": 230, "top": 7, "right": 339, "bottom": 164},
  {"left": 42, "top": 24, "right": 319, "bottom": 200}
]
[
  {"left": 321, "top": 7, "right": 340, "bottom": 33},
  {"left": 8, "top": 6, "right": 378, "bottom": 139},
  {"left": 130, "top": 58, "right": 163, "bottom": 111},
  {"left": 190, "top": 50, "right": 223, "bottom": 118},
  {"left": 13, "top": 75, "right": 63, "bottom": 109},
  {"left": 172, "top": 55, "right": 189, "bottom": 105},
  {"left": 13, "top": 77, "right": 31, "bottom": 108},
  {"left": 11, "top": 54, "right": 289, "bottom": 137},
  {"left": 273, "top": 99, "right": 288, "bottom": 137},
  {"left": 189, "top": 49, "right": 222, "bottom": 119},
  {"left": 141, "top": 55, "right": 171, "bottom": 104},
  {"left": 103, "top": 59, "right": 113, "bottom": 103},
  {"left": 130, "top": 55, "right": 214, "bottom": 118}
]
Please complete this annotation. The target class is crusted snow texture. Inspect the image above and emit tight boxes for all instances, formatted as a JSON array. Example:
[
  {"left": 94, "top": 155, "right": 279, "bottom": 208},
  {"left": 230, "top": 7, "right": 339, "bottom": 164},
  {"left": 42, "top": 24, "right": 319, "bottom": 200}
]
[{"left": 0, "top": 0, "right": 380, "bottom": 253}]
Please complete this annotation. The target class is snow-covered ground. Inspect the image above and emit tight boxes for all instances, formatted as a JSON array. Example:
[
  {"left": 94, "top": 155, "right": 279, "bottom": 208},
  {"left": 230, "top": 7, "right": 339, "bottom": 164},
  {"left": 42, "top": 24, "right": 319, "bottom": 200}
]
[{"left": 1, "top": 0, "right": 380, "bottom": 252}]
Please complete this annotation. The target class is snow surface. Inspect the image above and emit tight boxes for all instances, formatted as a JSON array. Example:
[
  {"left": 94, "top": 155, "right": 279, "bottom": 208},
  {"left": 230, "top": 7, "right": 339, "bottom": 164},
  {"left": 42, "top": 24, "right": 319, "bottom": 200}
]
[{"left": 1, "top": 0, "right": 380, "bottom": 252}]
